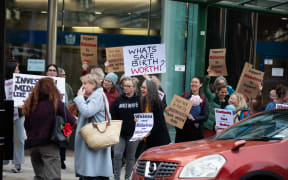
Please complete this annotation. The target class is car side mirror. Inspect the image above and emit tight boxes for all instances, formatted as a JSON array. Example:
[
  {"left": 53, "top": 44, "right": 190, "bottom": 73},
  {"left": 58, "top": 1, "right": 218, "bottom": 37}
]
[{"left": 231, "top": 140, "right": 246, "bottom": 152}]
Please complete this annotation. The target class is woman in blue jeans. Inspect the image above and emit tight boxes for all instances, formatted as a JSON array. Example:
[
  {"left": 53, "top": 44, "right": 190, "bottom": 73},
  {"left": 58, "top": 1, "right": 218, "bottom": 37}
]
[{"left": 111, "top": 77, "right": 141, "bottom": 180}]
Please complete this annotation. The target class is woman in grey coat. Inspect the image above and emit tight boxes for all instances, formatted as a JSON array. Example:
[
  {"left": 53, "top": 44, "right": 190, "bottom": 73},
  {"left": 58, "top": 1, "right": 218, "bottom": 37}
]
[{"left": 74, "top": 73, "right": 113, "bottom": 180}]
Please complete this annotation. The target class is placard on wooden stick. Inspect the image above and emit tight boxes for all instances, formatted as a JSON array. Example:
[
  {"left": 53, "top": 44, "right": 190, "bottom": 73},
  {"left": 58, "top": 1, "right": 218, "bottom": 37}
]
[
  {"left": 105, "top": 47, "right": 124, "bottom": 73},
  {"left": 208, "top": 48, "right": 228, "bottom": 76},
  {"left": 165, "top": 95, "right": 193, "bottom": 129},
  {"left": 80, "top": 35, "right": 98, "bottom": 66}
]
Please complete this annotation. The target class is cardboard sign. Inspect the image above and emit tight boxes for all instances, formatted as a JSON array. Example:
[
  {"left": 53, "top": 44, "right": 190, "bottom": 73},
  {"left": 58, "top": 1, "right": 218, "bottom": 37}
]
[
  {"left": 130, "top": 113, "right": 154, "bottom": 142},
  {"left": 80, "top": 35, "right": 98, "bottom": 65},
  {"left": 208, "top": 48, "right": 228, "bottom": 76},
  {"left": 12, "top": 73, "right": 66, "bottom": 107},
  {"left": 165, "top": 95, "right": 193, "bottom": 129},
  {"left": 105, "top": 47, "right": 124, "bottom": 73},
  {"left": 215, "top": 108, "right": 234, "bottom": 133},
  {"left": 123, "top": 44, "right": 166, "bottom": 76},
  {"left": 236, "top": 62, "right": 264, "bottom": 99}
]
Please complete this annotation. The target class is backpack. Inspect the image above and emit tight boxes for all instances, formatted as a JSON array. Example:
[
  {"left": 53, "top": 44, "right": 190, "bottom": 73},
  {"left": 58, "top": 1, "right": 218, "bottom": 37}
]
[{"left": 236, "top": 108, "right": 251, "bottom": 121}]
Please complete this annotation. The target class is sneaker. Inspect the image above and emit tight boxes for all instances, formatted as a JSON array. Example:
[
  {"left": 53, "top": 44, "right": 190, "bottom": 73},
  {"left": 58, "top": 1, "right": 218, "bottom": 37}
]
[
  {"left": 61, "top": 161, "right": 66, "bottom": 169},
  {"left": 11, "top": 167, "right": 21, "bottom": 173}
]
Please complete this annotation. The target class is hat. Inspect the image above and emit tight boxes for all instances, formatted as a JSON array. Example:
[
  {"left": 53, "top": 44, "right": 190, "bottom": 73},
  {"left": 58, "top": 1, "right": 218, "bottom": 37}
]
[{"left": 105, "top": 72, "right": 118, "bottom": 85}]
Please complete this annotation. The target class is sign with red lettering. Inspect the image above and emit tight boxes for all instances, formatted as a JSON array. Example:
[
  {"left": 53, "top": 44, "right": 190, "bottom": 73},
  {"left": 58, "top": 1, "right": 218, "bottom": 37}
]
[
  {"left": 208, "top": 48, "right": 228, "bottom": 76},
  {"left": 165, "top": 95, "right": 193, "bottom": 129},
  {"left": 105, "top": 47, "right": 124, "bottom": 73},
  {"left": 123, "top": 44, "right": 166, "bottom": 76},
  {"left": 236, "top": 62, "right": 264, "bottom": 99},
  {"left": 80, "top": 35, "right": 98, "bottom": 65},
  {"left": 215, "top": 108, "right": 234, "bottom": 133}
]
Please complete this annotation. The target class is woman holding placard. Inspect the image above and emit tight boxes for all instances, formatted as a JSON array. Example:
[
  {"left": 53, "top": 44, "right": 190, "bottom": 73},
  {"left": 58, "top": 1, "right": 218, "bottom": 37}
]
[
  {"left": 265, "top": 85, "right": 288, "bottom": 110},
  {"left": 136, "top": 80, "right": 170, "bottom": 154},
  {"left": 175, "top": 76, "right": 209, "bottom": 143}
]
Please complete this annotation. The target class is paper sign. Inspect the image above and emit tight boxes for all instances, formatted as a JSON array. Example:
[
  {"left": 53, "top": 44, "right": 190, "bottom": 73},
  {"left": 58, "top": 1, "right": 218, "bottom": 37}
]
[
  {"left": 236, "top": 62, "right": 264, "bottom": 99},
  {"left": 5, "top": 79, "right": 19, "bottom": 120},
  {"left": 165, "top": 95, "right": 193, "bottom": 129},
  {"left": 27, "top": 59, "right": 45, "bottom": 72},
  {"left": 264, "top": 59, "right": 273, "bottom": 65},
  {"left": 105, "top": 47, "right": 124, "bottom": 73},
  {"left": 175, "top": 65, "right": 185, "bottom": 72},
  {"left": 276, "top": 104, "right": 288, "bottom": 109},
  {"left": 130, "top": 113, "right": 154, "bottom": 142},
  {"left": 80, "top": 35, "right": 98, "bottom": 65},
  {"left": 123, "top": 44, "right": 166, "bottom": 76},
  {"left": 215, "top": 108, "right": 234, "bottom": 133},
  {"left": 12, "top": 73, "right": 66, "bottom": 107},
  {"left": 272, "top": 68, "right": 284, "bottom": 77},
  {"left": 208, "top": 48, "right": 228, "bottom": 76}
]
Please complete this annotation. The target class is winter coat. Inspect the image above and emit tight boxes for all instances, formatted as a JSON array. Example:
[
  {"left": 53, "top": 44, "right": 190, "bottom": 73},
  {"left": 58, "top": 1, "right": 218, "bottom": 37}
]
[
  {"left": 103, "top": 87, "right": 120, "bottom": 110},
  {"left": 73, "top": 87, "right": 113, "bottom": 177},
  {"left": 111, "top": 94, "right": 141, "bottom": 137}
]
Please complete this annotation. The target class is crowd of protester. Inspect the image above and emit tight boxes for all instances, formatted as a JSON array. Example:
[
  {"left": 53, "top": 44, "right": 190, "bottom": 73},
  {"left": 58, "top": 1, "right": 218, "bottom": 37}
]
[{"left": 3, "top": 60, "right": 288, "bottom": 180}]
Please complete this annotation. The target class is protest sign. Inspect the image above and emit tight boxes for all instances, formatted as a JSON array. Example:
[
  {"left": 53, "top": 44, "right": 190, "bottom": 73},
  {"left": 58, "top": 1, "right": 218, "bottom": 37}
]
[
  {"left": 215, "top": 108, "right": 234, "bottom": 133},
  {"left": 123, "top": 44, "right": 166, "bottom": 76},
  {"left": 12, "top": 73, "right": 66, "bottom": 107},
  {"left": 130, "top": 113, "right": 154, "bottom": 142},
  {"left": 276, "top": 104, "right": 288, "bottom": 109},
  {"left": 208, "top": 48, "right": 228, "bottom": 76},
  {"left": 165, "top": 95, "right": 193, "bottom": 129},
  {"left": 236, "top": 62, "right": 264, "bottom": 99},
  {"left": 105, "top": 47, "right": 124, "bottom": 73},
  {"left": 5, "top": 79, "right": 19, "bottom": 120},
  {"left": 80, "top": 35, "right": 98, "bottom": 65}
]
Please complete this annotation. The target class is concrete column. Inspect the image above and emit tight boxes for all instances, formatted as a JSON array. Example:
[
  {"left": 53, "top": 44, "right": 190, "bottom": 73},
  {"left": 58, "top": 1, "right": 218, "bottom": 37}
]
[
  {"left": 47, "top": 0, "right": 58, "bottom": 65},
  {"left": 161, "top": 0, "right": 187, "bottom": 104}
]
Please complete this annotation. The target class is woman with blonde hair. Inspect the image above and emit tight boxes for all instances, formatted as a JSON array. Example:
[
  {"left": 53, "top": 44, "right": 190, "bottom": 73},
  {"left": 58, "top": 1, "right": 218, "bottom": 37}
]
[
  {"left": 228, "top": 92, "right": 249, "bottom": 122},
  {"left": 23, "top": 77, "right": 75, "bottom": 180},
  {"left": 74, "top": 73, "right": 113, "bottom": 180}
]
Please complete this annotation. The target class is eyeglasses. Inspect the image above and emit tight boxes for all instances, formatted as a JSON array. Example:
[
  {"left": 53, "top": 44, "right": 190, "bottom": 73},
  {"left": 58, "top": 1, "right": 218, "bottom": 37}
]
[
  {"left": 48, "top": 69, "right": 57, "bottom": 72},
  {"left": 123, "top": 85, "right": 133, "bottom": 89}
]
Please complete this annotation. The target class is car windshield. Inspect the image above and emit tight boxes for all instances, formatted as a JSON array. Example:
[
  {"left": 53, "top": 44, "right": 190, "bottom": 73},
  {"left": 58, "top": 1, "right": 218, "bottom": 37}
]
[{"left": 214, "top": 109, "right": 288, "bottom": 141}]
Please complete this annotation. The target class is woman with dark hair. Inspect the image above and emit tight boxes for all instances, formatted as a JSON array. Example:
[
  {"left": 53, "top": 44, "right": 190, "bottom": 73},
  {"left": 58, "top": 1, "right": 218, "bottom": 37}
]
[
  {"left": 265, "top": 85, "right": 288, "bottom": 110},
  {"left": 4, "top": 60, "right": 24, "bottom": 173},
  {"left": 175, "top": 76, "right": 209, "bottom": 143},
  {"left": 23, "top": 78, "right": 75, "bottom": 180},
  {"left": 137, "top": 80, "right": 170, "bottom": 152},
  {"left": 46, "top": 64, "right": 59, "bottom": 77}
]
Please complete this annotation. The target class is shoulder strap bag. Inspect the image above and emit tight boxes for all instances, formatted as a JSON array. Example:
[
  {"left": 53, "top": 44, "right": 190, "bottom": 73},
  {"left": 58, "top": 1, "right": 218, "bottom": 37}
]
[{"left": 79, "top": 94, "right": 122, "bottom": 150}]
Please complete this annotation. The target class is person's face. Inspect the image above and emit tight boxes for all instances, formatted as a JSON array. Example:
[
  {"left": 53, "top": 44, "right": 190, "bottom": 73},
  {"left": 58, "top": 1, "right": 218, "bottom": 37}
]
[
  {"left": 229, "top": 94, "right": 238, "bottom": 106},
  {"left": 46, "top": 66, "right": 58, "bottom": 77},
  {"left": 60, "top": 70, "right": 66, "bottom": 78},
  {"left": 269, "top": 90, "right": 277, "bottom": 101},
  {"left": 103, "top": 79, "right": 113, "bottom": 90},
  {"left": 218, "top": 79, "right": 226, "bottom": 86},
  {"left": 82, "top": 81, "right": 96, "bottom": 96},
  {"left": 123, "top": 80, "right": 136, "bottom": 97},
  {"left": 141, "top": 82, "right": 148, "bottom": 97},
  {"left": 14, "top": 64, "right": 20, "bottom": 74},
  {"left": 217, "top": 87, "right": 228, "bottom": 100},
  {"left": 190, "top": 78, "right": 202, "bottom": 94}
]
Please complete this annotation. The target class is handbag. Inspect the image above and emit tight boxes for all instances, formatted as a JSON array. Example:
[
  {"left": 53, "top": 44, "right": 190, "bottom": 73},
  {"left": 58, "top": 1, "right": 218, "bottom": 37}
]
[
  {"left": 50, "top": 105, "right": 72, "bottom": 146},
  {"left": 79, "top": 95, "right": 122, "bottom": 150}
]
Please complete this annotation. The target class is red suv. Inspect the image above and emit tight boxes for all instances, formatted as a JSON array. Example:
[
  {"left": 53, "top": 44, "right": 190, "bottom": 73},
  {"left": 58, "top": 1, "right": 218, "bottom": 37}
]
[{"left": 132, "top": 109, "right": 288, "bottom": 180}]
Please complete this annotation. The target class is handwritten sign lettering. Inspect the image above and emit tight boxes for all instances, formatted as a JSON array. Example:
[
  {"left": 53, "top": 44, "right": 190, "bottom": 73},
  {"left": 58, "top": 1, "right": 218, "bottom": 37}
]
[
  {"left": 105, "top": 47, "right": 124, "bottom": 73},
  {"left": 130, "top": 113, "right": 154, "bottom": 142},
  {"left": 215, "top": 108, "right": 234, "bottom": 133},
  {"left": 208, "top": 48, "right": 228, "bottom": 76},
  {"left": 80, "top": 35, "right": 98, "bottom": 65},
  {"left": 123, "top": 44, "right": 166, "bottom": 76}
]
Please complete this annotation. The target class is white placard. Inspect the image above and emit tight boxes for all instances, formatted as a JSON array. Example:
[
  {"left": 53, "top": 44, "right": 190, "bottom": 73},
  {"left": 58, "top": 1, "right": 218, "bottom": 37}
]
[
  {"left": 5, "top": 79, "right": 19, "bottom": 120},
  {"left": 175, "top": 65, "right": 185, "bottom": 72},
  {"left": 272, "top": 68, "right": 284, "bottom": 77},
  {"left": 264, "top": 59, "right": 273, "bottom": 65},
  {"left": 12, "top": 73, "right": 66, "bottom": 107},
  {"left": 27, "top": 59, "right": 45, "bottom": 72},
  {"left": 276, "top": 104, "right": 288, "bottom": 109},
  {"left": 215, "top": 108, "right": 234, "bottom": 133},
  {"left": 130, "top": 113, "right": 154, "bottom": 142},
  {"left": 123, "top": 44, "right": 166, "bottom": 76}
]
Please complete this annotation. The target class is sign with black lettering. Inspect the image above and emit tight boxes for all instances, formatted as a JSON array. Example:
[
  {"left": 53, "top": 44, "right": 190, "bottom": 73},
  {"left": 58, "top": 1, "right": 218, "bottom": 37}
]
[
  {"left": 105, "top": 47, "right": 124, "bottom": 73},
  {"left": 165, "top": 95, "right": 193, "bottom": 129},
  {"left": 80, "top": 35, "right": 98, "bottom": 66},
  {"left": 123, "top": 44, "right": 166, "bottom": 76},
  {"left": 12, "top": 74, "right": 66, "bottom": 107}
]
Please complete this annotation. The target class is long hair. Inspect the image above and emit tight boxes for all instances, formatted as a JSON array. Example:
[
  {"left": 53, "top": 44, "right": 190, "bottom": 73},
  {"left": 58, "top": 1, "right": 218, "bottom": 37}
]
[
  {"left": 230, "top": 92, "right": 247, "bottom": 111},
  {"left": 22, "top": 78, "right": 61, "bottom": 116},
  {"left": 5, "top": 61, "right": 18, "bottom": 79},
  {"left": 141, "top": 80, "right": 162, "bottom": 112}
]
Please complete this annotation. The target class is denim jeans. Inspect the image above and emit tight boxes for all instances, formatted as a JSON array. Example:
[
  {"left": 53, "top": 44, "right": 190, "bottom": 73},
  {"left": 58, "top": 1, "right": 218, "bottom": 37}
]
[{"left": 113, "top": 136, "right": 138, "bottom": 180}]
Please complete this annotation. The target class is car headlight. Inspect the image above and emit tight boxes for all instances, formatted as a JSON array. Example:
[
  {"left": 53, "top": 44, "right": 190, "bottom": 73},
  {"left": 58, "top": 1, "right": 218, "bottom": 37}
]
[{"left": 179, "top": 154, "right": 226, "bottom": 178}]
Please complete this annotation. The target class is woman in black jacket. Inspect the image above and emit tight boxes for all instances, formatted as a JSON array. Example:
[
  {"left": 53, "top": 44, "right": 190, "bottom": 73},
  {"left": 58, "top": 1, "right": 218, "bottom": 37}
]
[{"left": 175, "top": 76, "right": 209, "bottom": 143}]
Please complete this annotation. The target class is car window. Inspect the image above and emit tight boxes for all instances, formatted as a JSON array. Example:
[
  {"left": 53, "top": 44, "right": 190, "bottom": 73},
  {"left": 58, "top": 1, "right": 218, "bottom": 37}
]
[{"left": 214, "top": 110, "right": 288, "bottom": 141}]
